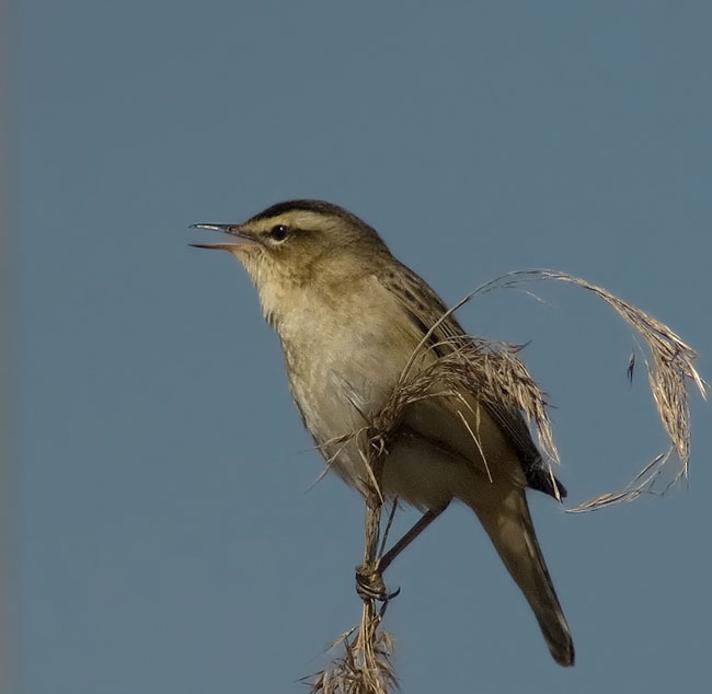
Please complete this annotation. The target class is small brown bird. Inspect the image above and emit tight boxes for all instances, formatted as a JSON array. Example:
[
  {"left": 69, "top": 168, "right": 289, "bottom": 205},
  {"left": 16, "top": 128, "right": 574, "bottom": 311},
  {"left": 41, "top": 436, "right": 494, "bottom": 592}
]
[{"left": 192, "top": 200, "right": 574, "bottom": 666}]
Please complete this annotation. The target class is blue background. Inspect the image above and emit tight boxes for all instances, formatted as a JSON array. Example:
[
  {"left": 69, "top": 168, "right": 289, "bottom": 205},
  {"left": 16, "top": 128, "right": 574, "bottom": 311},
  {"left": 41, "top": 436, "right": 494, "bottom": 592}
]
[{"left": 12, "top": 2, "right": 711, "bottom": 692}]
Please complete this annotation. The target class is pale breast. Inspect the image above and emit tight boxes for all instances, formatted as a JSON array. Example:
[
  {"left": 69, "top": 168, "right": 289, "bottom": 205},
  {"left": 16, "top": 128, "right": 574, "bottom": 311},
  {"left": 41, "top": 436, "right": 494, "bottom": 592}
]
[
  {"left": 264, "top": 270, "right": 528, "bottom": 510},
  {"left": 274, "top": 274, "right": 423, "bottom": 490}
]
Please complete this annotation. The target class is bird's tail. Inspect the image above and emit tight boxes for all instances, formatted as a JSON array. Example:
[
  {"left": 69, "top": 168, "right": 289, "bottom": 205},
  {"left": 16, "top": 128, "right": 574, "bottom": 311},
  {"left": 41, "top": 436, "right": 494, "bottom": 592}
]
[{"left": 466, "top": 485, "right": 575, "bottom": 666}]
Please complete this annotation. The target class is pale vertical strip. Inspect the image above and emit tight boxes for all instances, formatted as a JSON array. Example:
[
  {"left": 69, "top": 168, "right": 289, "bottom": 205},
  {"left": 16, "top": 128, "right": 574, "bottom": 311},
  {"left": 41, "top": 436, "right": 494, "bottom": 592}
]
[{"left": 0, "top": 0, "right": 17, "bottom": 688}]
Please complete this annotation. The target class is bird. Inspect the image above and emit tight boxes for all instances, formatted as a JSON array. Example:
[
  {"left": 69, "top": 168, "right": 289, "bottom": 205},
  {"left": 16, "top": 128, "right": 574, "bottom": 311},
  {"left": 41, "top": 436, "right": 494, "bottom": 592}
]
[{"left": 191, "top": 199, "right": 574, "bottom": 667}]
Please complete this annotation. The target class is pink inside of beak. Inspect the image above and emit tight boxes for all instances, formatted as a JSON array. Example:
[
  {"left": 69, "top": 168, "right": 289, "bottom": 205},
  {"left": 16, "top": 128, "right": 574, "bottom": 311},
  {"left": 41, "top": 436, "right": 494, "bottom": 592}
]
[{"left": 189, "top": 242, "right": 247, "bottom": 251}]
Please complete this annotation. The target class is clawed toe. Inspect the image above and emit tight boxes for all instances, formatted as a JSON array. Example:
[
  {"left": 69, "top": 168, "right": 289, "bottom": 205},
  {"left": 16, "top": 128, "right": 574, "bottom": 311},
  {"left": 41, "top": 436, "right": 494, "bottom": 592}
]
[{"left": 355, "top": 563, "right": 400, "bottom": 603}]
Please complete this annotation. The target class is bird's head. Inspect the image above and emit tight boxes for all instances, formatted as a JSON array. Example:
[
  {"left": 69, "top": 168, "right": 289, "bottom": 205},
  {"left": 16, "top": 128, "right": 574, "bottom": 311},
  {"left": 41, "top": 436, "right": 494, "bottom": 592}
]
[{"left": 191, "top": 200, "right": 391, "bottom": 292}]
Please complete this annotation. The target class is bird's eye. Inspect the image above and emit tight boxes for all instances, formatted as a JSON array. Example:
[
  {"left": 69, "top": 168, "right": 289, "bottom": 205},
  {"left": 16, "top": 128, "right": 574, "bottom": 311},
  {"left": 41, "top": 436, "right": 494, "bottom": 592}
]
[{"left": 268, "top": 224, "right": 290, "bottom": 242}]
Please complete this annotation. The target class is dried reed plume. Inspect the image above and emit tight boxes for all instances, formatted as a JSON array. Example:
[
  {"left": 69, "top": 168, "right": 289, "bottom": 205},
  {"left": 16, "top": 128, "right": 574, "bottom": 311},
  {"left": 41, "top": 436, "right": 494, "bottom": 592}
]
[
  {"left": 462, "top": 269, "right": 708, "bottom": 511},
  {"left": 307, "top": 268, "right": 706, "bottom": 692}
]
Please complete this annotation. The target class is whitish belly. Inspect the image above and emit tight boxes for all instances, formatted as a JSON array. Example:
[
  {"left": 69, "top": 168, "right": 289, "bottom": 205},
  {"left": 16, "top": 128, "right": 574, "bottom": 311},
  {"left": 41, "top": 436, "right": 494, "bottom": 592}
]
[
  {"left": 282, "top": 309, "right": 419, "bottom": 493},
  {"left": 273, "top": 278, "right": 503, "bottom": 507}
]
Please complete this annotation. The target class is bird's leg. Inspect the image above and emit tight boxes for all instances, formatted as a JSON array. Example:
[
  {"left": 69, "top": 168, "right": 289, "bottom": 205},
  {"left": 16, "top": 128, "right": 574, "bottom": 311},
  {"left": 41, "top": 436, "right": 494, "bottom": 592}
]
[
  {"left": 355, "top": 502, "right": 449, "bottom": 602},
  {"left": 377, "top": 502, "right": 449, "bottom": 573}
]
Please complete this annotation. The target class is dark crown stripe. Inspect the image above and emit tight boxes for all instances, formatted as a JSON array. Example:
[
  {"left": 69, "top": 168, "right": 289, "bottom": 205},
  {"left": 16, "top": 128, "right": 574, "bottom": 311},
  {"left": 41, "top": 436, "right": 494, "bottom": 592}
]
[
  {"left": 249, "top": 199, "right": 385, "bottom": 245},
  {"left": 250, "top": 199, "right": 351, "bottom": 221}
]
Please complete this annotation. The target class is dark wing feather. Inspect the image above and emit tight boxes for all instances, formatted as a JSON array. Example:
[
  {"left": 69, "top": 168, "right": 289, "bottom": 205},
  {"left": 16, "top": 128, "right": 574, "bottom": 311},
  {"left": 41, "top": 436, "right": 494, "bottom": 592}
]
[{"left": 379, "top": 261, "right": 566, "bottom": 499}]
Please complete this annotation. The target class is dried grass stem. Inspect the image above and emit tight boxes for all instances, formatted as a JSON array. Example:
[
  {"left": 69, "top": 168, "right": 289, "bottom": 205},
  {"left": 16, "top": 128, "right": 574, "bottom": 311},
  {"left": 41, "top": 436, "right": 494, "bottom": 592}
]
[{"left": 307, "top": 268, "right": 705, "bottom": 691}]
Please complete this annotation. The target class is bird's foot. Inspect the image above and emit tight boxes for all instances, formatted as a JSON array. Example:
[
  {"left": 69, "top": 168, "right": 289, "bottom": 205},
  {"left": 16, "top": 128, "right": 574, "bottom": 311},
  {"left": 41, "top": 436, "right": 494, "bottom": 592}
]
[{"left": 355, "top": 562, "right": 400, "bottom": 603}]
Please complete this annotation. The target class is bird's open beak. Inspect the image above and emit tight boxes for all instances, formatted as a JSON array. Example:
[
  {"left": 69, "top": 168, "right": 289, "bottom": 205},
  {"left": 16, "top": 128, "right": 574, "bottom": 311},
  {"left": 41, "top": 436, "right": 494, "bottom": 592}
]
[{"left": 189, "top": 224, "right": 258, "bottom": 252}]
